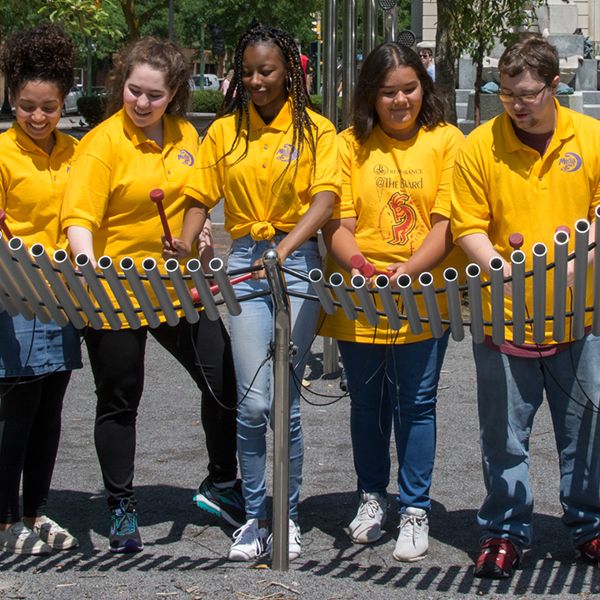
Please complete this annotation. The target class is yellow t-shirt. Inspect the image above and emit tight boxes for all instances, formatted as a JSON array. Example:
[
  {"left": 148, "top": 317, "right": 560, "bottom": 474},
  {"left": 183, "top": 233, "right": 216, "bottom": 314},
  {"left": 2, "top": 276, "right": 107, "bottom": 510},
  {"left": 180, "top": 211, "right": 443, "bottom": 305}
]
[
  {"left": 321, "top": 123, "right": 466, "bottom": 344},
  {"left": 184, "top": 98, "right": 341, "bottom": 239},
  {"left": 0, "top": 123, "right": 77, "bottom": 252},
  {"left": 451, "top": 102, "right": 600, "bottom": 344},
  {"left": 62, "top": 109, "right": 200, "bottom": 327}
]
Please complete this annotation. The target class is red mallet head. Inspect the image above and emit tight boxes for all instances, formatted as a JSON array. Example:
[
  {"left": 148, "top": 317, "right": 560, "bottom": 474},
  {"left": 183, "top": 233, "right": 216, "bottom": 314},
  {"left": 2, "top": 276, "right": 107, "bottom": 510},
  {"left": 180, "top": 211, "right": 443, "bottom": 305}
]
[{"left": 508, "top": 232, "right": 524, "bottom": 250}]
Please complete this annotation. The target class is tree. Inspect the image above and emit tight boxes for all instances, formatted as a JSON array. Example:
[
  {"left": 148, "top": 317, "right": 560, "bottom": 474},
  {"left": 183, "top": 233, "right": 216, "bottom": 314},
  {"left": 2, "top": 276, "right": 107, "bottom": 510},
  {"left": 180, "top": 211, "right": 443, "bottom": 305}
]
[{"left": 437, "top": 0, "right": 543, "bottom": 126}]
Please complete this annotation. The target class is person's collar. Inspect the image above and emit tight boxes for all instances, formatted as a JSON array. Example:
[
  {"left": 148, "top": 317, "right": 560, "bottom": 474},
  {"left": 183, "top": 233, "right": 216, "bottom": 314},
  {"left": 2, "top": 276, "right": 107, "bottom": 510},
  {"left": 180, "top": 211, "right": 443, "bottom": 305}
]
[
  {"left": 121, "top": 108, "right": 180, "bottom": 148},
  {"left": 9, "top": 122, "right": 67, "bottom": 156},
  {"left": 248, "top": 97, "right": 293, "bottom": 132}
]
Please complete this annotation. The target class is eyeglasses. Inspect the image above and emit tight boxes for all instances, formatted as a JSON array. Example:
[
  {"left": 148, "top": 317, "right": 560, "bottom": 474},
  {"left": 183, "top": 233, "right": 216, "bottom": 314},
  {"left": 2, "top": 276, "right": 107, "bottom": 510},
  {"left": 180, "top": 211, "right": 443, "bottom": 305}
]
[{"left": 498, "top": 85, "right": 548, "bottom": 104}]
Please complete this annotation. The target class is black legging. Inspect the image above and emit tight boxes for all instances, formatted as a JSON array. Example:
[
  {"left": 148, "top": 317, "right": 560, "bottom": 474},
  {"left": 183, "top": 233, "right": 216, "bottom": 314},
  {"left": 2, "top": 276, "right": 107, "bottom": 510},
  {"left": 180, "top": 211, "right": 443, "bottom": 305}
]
[
  {"left": 0, "top": 371, "right": 71, "bottom": 522},
  {"left": 84, "top": 312, "right": 238, "bottom": 510}
]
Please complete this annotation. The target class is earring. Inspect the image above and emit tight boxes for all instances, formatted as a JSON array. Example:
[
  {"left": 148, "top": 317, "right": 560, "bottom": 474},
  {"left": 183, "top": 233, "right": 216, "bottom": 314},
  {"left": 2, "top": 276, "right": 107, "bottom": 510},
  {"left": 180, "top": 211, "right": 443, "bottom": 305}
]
[{"left": 285, "top": 77, "right": 292, "bottom": 93}]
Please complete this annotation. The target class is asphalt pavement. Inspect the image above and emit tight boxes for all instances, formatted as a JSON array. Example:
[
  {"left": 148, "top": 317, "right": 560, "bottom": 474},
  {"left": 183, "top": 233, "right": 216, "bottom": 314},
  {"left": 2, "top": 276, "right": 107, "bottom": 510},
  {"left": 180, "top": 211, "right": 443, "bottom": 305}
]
[{"left": 1, "top": 292, "right": 600, "bottom": 599}]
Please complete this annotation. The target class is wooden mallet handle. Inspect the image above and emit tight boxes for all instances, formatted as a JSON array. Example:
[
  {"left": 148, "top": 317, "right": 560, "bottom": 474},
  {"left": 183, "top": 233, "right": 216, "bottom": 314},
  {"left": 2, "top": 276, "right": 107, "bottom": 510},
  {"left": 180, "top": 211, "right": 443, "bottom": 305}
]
[{"left": 150, "top": 188, "right": 173, "bottom": 249}]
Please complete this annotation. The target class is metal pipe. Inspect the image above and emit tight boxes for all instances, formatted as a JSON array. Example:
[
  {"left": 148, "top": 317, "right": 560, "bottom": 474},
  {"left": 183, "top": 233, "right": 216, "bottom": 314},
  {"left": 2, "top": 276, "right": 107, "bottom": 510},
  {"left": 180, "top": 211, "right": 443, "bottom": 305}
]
[
  {"left": 98, "top": 256, "right": 141, "bottom": 329},
  {"left": 308, "top": 268, "right": 336, "bottom": 314},
  {"left": 209, "top": 257, "right": 242, "bottom": 316},
  {"left": 374, "top": 274, "right": 402, "bottom": 330},
  {"left": 0, "top": 235, "right": 33, "bottom": 318},
  {"left": 143, "top": 258, "right": 179, "bottom": 327},
  {"left": 120, "top": 257, "right": 161, "bottom": 329},
  {"left": 342, "top": 0, "right": 356, "bottom": 127},
  {"left": 594, "top": 205, "right": 600, "bottom": 335},
  {"left": 573, "top": 219, "right": 590, "bottom": 339},
  {"left": 54, "top": 249, "right": 103, "bottom": 329},
  {"left": 532, "top": 243, "right": 547, "bottom": 344},
  {"left": 351, "top": 273, "right": 379, "bottom": 326},
  {"left": 329, "top": 272, "right": 357, "bottom": 320},
  {"left": 8, "top": 237, "right": 59, "bottom": 324},
  {"left": 323, "top": 0, "right": 338, "bottom": 123},
  {"left": 552, "top": 229, "right": 569, "bottom": 343},
  {"left": 418, "top": 272, "right": 443, "bottom": 339},
  {"left": 363, "top": 0, "right": 377, "bottom": 58},
  {"left": 396, "top": 274, "right": 422, "bottom": 334},
  {"left": 443, "top": 267, "right": 464, "bottom": 342},
  {"left": 31, "top": 244, "right": 85, "bottom": 329},
  {"left": 489, "top": 257, "right": 505, "bottom": 346},
  {"left": 510, "top": 249, "right": 526, "bottom": 346},
  {"left": 165, "top": 258, "right": 200, "bottom": 324},
  {"left": 0, "top": 236, "right": 45, "bottom": 321},
  {"left": 466, "top": 263, "right": 484, "bottom": 344},
  {"left": 186, "top": 258, "right": 220, "bottom": 322},
  {"left": 76, "top": 254, "right": 122, "bottom": 330},
  {"left": 263, "top": 248, "right": 290, "bottom": 572}
]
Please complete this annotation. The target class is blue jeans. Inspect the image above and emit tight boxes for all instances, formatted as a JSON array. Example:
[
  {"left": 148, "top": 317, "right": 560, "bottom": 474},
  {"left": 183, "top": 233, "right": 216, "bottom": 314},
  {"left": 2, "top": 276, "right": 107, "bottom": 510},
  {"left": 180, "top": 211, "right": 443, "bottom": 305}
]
[
  {"left": 227, "top": 235, "right": 321, "bottom": 520},
  {"left": 338, "top": 331, "right": 449, "bottom": 512},
  {"left": 473, "top": 334, "right": 600, "bottom": 547}
]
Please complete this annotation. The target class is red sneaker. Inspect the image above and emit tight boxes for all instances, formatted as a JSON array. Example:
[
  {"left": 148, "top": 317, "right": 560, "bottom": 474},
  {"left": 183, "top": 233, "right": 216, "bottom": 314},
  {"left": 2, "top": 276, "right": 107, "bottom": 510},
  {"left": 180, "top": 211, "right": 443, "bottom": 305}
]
[
  {"left": 577, "top": 536, "right": 600, "bottom": 562},
  {"left": 474, "top": 538, "right": 520, "bottom": 579}
]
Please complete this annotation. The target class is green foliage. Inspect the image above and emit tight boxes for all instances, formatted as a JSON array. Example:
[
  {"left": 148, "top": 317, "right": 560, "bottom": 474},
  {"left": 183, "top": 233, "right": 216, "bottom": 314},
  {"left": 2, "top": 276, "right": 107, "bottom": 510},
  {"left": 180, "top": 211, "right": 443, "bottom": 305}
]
[
  {"left": 77, "top": 94, "right": 107, "bottom": 127},
  {"left": 189, "top": 90, "right": 224, "bottom": 113}
]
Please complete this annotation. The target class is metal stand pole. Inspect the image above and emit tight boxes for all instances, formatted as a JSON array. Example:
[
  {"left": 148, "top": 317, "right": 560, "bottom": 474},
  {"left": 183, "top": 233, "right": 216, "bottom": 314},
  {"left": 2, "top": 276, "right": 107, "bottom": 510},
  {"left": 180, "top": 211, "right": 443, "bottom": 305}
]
[{"left": 263, "top": 249, "right": 291, "bottom": 571}]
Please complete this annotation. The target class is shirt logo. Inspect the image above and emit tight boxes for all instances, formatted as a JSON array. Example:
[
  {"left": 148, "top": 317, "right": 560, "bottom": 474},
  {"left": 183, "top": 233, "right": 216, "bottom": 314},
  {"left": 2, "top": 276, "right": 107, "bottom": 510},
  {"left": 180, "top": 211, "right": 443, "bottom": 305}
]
[
  {"left": 275, "top": 144, "right": 298, "bottom": 163},
  {"left": 373, "top": 163, "right": 388, "bottom": 175},
  {"left": 559, "top": 152, "right": 582, "bottom": 172},
  {"left": 178, "top": 149, "right": 195, "bottom": 166},
  {"left": 382, "top": 192, "right": 417, "bottom": 246}
]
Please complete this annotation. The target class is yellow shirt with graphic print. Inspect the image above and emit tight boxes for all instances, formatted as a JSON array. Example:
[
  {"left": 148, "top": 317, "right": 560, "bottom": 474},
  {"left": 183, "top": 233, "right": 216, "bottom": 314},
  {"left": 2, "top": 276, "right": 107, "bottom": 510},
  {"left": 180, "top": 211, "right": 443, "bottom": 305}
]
[
  {"left": 451, "top": 102, "right": 600, "bottom": 344},
  {"left": 61, "top": 109, "right": 200, "bottom": 328},
  {"left": 321, "top": 123, "right": 466, "bottom": 344},
  {"left": 0, "top": 123, "right": 77, "bottom": 252},
  {"left": 184, "top": 98, "right": 341, "bottom": 240}
]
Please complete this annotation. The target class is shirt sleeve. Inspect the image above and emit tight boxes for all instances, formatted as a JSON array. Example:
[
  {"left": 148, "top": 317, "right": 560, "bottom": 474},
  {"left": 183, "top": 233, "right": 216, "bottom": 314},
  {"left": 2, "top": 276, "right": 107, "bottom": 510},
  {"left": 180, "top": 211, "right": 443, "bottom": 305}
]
[
  {"left": 450, "top": 134, "right": 493, "bottom": 242},
  {"left": 337, "top": 130, "right": 358, "bottom": 220},
  {"left": 309, "top": 117, "right": 342, "bottom": 199},
  {"left": 431, "top": 125, "right": 464, "bottom": 220},
  {"left": 61, "top": 131, "right": 112, "bottom": 233}
]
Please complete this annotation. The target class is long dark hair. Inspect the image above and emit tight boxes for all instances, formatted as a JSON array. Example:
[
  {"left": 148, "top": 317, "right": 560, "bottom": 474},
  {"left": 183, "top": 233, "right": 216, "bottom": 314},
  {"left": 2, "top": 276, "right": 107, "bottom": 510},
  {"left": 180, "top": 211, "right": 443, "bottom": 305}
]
[
  {"left": 219, "top": 23, "right": 316, "bottom": 176},
  {"left": 352, "top": 42, "right": 446, "bottom": 144},
  {"left": 105, "top": 37, "right": 190, "bottom": 118}
]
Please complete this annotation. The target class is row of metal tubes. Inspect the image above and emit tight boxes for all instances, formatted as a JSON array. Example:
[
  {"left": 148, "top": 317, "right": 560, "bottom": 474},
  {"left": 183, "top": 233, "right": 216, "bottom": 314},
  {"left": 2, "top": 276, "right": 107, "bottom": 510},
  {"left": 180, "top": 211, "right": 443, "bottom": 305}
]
[{"left": 0, "top": 235, "right": 250, "bottom": 330}]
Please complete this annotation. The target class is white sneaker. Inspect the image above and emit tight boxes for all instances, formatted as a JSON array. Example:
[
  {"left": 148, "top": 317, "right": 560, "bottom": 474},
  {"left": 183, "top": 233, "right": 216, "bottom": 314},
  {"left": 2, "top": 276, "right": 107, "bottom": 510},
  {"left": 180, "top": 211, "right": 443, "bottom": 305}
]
[
  {"left": 349, "top": 492, "right": 387, "bottom": 544},
  {"left": 0, "top": 522, "right": 52, "bottom": 555},
  {"left": 393, "top": 507, "right": 429, "bottom": 562},
  {"left": 266, "top": 518, "right": 302, "bottom": 561},
  {"left": 228, "top": 518, "right": 268, "bottom": 561},
  {"left": 33, "top": 516, "right": 79, "bottom": 551}
]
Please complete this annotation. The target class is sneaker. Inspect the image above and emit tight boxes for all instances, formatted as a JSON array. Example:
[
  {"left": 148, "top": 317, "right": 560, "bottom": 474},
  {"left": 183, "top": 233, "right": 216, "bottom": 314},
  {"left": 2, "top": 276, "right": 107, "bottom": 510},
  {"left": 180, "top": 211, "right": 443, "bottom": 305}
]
[
  {"left": 0, "top": 522, "right": 51, "bottom": 555},
  {"left": 393, "top": 507, "right": 429, "bottom": 562},
  {"left": 193, "top": 477, "right": 246, "bottom": 528},
  {"left": 109, "top": 500, "right": 143, "bottom": 553},
  {"left": 474, "top": 537, "right": 520, "bottom": 578},
  {"left": 33, "top": 516, "right": 78, "bottom": 551},
  {"left": 577, "top": 535, "right": 600, "bottom": 562},
  {"left": 349, "top": 492, "right": 387, "bottom": 544},
  {"left": 228, "top": 518, "right": 268, "bottom": 562},
  {"left": 266, "top": 519, "right": 302, "bottom": 561}
]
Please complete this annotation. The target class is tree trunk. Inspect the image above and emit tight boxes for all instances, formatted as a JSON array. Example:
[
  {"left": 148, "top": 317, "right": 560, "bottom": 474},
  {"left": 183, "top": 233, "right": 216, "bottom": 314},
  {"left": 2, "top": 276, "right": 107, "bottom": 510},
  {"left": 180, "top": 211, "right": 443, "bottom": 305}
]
[{"left": 435, "top": 1, "right": 458, "bottom": 124}]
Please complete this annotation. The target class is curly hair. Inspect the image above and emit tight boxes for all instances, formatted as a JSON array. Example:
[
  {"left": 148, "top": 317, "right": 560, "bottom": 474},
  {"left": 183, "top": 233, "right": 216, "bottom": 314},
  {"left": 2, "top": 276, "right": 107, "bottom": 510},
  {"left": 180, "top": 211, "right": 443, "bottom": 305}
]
[
  {"left": 0, "top": 23, "right": 74, "bottom": 100},
  {"left": 104, "top": 37, "right": 190, "bottom": 118},
  {"left": 219, "top": 23, "right": 316, "bottom": 178},
  {"left": 352, "top": 42, "right": 447, "bottom": 144}
]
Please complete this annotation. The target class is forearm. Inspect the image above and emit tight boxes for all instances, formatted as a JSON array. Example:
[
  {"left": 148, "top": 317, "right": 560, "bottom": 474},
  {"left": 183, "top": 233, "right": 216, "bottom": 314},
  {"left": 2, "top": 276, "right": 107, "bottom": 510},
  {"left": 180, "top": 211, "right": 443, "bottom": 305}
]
[
  {"left": 67, "top": 225, "right": 96, "bottom": 267},
  {"left": 275, "top": 191, "right": 334, "bottom": 262},
  {"left": 179, "top": 201, "right": 210, "bottom": 250},
  {"left": 322, "top": 219, "right": 361, "bottom": 272},
  {"left": 456, "top": 232, "right": 505, "bottom": 276}
]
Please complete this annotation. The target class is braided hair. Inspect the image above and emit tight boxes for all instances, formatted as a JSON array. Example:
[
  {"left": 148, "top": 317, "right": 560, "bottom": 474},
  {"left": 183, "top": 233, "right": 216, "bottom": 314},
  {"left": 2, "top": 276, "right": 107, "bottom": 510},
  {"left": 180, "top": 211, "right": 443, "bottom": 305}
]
[
  {"left": 220, "top": 23, "right": 316, "bottom": 179},
  {"left": 0, "top": 23, "right": 74, "bottom": 100}
]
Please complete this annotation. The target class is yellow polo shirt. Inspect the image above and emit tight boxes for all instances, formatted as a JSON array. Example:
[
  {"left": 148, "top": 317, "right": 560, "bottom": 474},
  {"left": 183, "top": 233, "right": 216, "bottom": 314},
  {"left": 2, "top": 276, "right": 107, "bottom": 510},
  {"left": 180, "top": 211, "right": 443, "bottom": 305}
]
[
  {"left": 62, "top": 109, "right": 200, "bottom": 327},
  {"left": 321, "top": 123, "right": 466, "bottom": 344},
  {"left": 185, "top": 99, "right": 341, "bottom": 239},
  {"left": 0, "top": 123, "right": 76, "bottom": 251},
  {"left": 451, "top": 102, "right": 600, "bottom": 344}
]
